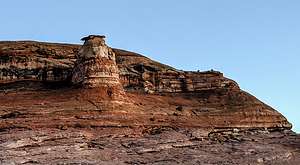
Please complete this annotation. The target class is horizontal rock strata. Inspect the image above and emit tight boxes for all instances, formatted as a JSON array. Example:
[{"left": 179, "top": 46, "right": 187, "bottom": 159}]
[
  {"left": 0, "top": 37, "right": 298, "bottom": 164},
  {"left": 0, "top": 41, "right": 238, "bottom": 93},
  {"left": 0, "top": 38, "right": 292, "bottom": 130},
  {"left": 72, "top": 35, "right": 121, "bottom": 88}
]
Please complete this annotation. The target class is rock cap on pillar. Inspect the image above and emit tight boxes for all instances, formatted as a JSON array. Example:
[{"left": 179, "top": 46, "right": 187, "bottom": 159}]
[{"left": 81, "top": 35, "right": 106, "bottom": 41}]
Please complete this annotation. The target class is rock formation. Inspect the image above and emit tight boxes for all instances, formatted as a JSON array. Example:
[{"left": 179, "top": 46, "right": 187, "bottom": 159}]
[
  {"left": 71, "top": 35, "right": 121, "bottom": 88},
  {"left": 70, "top": 35, "right": 127, "bottom": 103},
  {"left": 0, "top": 36, "right": 299, "bottom": 164}
]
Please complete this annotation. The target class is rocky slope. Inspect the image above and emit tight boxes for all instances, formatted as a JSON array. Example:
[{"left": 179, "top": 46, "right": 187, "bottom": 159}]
[{"left": 0, "top": 36, "right": 299, "bottom": 164}]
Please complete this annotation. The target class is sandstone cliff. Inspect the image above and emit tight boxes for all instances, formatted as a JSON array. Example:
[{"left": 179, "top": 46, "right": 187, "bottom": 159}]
[
  {"left": 0, "top": 40, "right": 238, "bottom": 93},
  {"left": 0, "top": 37, "right": 291, "bottom": 129},
  {"left": 0, "top": 36, "right": 298, "bottom": 164}
]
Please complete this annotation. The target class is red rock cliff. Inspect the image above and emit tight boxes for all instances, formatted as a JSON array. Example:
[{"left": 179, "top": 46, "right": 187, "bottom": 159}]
[{"left": 0, "top": 37, "right": 292, "bottom": 130}]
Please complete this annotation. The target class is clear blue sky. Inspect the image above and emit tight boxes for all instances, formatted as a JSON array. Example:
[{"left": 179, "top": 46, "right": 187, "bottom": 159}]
[{"left": 1, "top": 0, "right": 299, "bottom": 133}]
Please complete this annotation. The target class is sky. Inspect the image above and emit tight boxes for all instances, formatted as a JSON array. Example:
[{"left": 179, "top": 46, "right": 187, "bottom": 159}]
[{"left": 0, "top": 0, "right": 299, "bottom": 133}]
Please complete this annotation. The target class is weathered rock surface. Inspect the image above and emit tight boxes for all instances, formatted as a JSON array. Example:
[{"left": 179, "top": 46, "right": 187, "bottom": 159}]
[
  {"left": 72, "top": 35, "right": 121, "bottom": 88},
  {"left": 0, "top": 40, "right": 238, "bottom": 93},
  {"left": 71, "top": 35, "right": 126, "bottom": 102},
  {"left": 0, "top": 36, "right": 298, "bottom": 164}
]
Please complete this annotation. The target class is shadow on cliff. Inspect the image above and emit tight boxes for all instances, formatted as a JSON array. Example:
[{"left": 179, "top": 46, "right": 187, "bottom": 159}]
[{"left": 0, "top": 80, "right": 72, "bottom": 91}]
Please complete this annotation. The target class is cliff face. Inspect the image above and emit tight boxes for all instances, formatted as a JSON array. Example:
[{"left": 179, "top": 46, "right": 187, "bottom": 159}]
[
  {"left": 0, "top": 38, "right": 291, "bottom": 129},
  {"left": 0, "top": 40, "right": 238, "bottom": 93},
  {"left": 0, "top": 36, "right": 298, "bottom": 164}
]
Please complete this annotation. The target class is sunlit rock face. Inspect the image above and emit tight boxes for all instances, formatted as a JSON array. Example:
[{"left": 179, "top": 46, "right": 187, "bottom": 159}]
[
  {"left": 71, "top": 35, "right": 121, "bottom": 88},
  {"left": 0, "top": 37, "right": 298, "bottom": 164}
]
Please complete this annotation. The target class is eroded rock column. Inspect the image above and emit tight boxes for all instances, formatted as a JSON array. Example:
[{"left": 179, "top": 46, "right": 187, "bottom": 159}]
[
  {"left": 71, "top": 35, "right": 127, "bottom": 103},
  {"left": 72, "top": 35, "right": 121, "bottom": 88}
]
